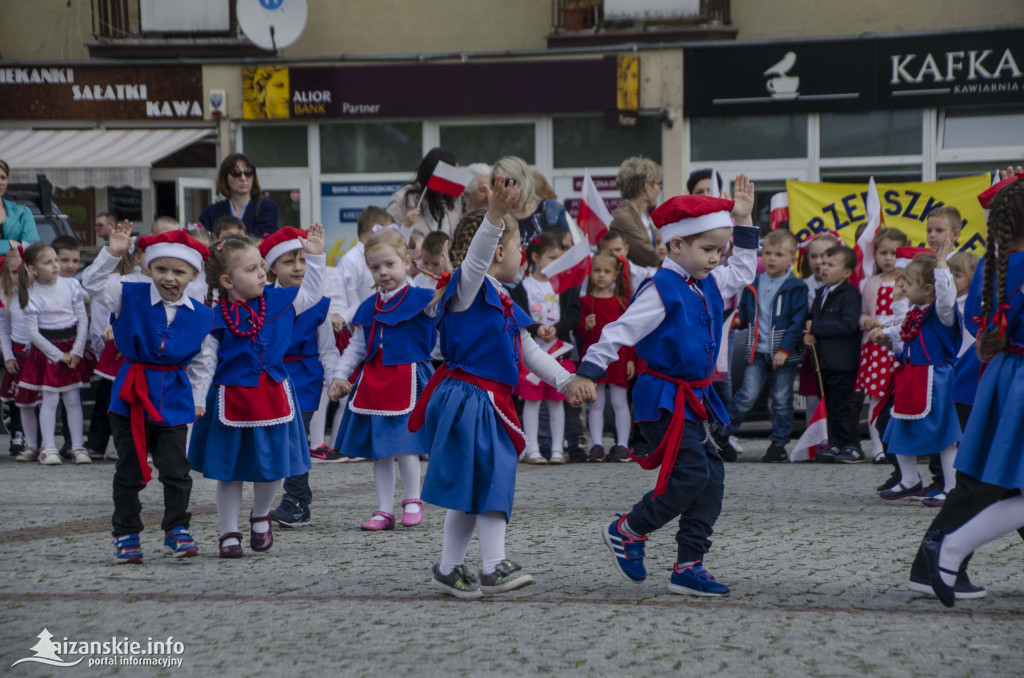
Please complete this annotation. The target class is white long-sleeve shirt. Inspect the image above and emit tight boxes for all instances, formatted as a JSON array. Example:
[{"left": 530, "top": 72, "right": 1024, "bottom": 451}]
[
  {"left": 189, "top": 253, "right": 326, "bottom": 405},
  {"left": 579, "top": 245, "right": 757, "bottom": 375},
  {"left": 0, "top": 292, "right": 29, "bottom": 361},
  {"left": 882, "top": 268, "right": 956, "bottom": 352},
  {"left": 24, "top": 277, "right": 89, "bottom": 362},
  {"left": 339, "top": 242, "right": 376, "bottom": 324},
  {"left": 449, "top": 218, "right": 574, "bottom": 391}
]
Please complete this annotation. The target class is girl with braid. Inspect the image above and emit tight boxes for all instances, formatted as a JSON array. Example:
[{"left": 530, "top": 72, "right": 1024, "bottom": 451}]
[
  {"left": 409, "top": 175, "right": 594, "bottom": 599},
  {"left": 916, "top": 173, "right": 1024, "bottom": 607}
]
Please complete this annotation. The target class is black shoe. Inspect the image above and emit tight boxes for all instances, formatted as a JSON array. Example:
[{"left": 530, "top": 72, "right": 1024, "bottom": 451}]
[
  {"left": 715, "top": 435, "right": 737, "bottom": 462},
  {"left": 9, "top": 431, "right": 25, "bottom": 456},
  {"left": 836, "top": 446, "right": 865, "bottom": 464},
  {"left": 922, "top": 481, "right": 943, "bottom": 497},
  {"left": 816, "top": 446, "right": 839, "bottom": 463},
  {"left": 922, "top": 529, "right": 957, "bottom": 608},
  {"left": 605, "top": 445, "right": 630, "bottom": 463},
  {"left": 876, "top": 470, "right": 901, "bottom": 492},
  {"left": 762, "top": 443, "right": 788, "bottom": 463},
  {"left": 588, "top": 444, "right": 605, "bottom": 462},
  {"left": 566, "top": 449, "right": 588, "bottom": 464}
]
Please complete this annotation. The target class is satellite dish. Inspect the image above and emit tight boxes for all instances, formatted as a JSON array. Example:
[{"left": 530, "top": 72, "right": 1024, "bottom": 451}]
[{"left": 236, "top": 0, "right": 308, "bottom": 51}]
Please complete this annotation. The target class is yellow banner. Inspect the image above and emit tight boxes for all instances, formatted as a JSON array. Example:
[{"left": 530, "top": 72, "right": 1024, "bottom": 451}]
[{"left": 786, "top": 175, "right": 990, "bottom": 253}]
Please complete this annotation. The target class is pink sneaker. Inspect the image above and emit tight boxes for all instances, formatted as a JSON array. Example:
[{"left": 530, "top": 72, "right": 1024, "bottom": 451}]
[
  {"left": 401, "top": 498, "right": 424, "bottom": 527},
  {"left": 360, "top": 511, "right": 395, "bottom": 531}
]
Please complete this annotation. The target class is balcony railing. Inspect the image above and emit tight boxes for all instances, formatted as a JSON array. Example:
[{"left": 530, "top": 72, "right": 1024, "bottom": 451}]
[{"left": 92, "top": 0, "right": 133, "bottom": 40}]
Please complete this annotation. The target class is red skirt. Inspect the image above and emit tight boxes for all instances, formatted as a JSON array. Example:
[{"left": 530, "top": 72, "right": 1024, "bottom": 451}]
[
  {"left": 515, "top": 357, "right": 576, "bottom": 401},
  {"left": 17, "top": 333, "right": 96, "bottom": 398},
  {"left": 94, "top": 340, "right": 125, "bottom": 381},
  {"left": 1, "top": 342, "right": 38, "bottom": 405}
]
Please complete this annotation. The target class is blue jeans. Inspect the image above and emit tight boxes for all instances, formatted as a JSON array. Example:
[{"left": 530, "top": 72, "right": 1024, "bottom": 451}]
[{"left": 725, "top": 353, "right": 798, "bottom": 445}]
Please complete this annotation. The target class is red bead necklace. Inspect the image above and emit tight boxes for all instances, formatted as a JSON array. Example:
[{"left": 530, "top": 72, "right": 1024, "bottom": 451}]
[
  {"left": 220, "top": 295, "right": 267, "bottom": 338},
  {"left": 899, "top": 306, "right": 926, "bottom": 343},
  {"left": 374, "top": 284, "right": 409, "bottom": 314}
]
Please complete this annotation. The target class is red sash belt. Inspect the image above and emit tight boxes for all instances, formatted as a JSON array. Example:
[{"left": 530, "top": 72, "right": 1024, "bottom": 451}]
[
  {"left": 117, "top": 362, "right": 180, "bottom": 485},
  {"left": 635, "top": 368, "right": 711, "bottom": 499},
  {"left": 1007, "top": 344, "right": 1024, "bottom": 355},
  {"left": 409, "top": 364, "right": 527, "bottom": 455},
  {"left": 283, "top": 355, "right": 310, "bottom": 363}
]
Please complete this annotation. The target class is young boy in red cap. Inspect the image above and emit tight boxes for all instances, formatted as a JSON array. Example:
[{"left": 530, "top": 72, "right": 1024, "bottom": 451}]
[
  {"left": 258, "top": 227, "right": 341, "bottom": 528},
  {"left": 82, "top": 221, "right": 214, "bottom": 563},
  {"left": 574, "top": 174, "right": 758, "bottom": 596}
]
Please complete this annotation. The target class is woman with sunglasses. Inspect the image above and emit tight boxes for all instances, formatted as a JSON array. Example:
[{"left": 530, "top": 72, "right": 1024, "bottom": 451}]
[{"left": 198, "top": 153, "right": 279, "bottom": 238}]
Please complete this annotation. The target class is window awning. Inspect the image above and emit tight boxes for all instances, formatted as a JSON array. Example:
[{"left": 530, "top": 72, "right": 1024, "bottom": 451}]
[{"left": 0, "top": 128, "right": 213, "bottom": 190}]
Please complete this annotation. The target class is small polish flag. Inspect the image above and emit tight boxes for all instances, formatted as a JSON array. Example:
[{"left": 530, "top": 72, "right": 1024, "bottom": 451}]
[
  {"left": 425, "top": 160, "right": 473, "bottom": 198},
  {"left": 524, "top": 339, "right": 573, "bottom": 384},
  {"left": 790, "top": 398, "right": 829, "bottom": 462},
  {"left": 578, "top": 169, "right": 612, "bottom": 245},
  {"left": 542, "top": 238, "right": 591, "bottom": 294},
  {"left": 852, "top": 176, "right": 884, "bottom": 289},
  {"left": 709, "top": 167, "right": 721, "bottom": 198},
  {"left": 769, "top": 192, "right": 789, "bottom": 231}
]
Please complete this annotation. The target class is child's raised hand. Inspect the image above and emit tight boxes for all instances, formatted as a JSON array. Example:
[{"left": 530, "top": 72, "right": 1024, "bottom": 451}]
[
  {"left": 584, "top": 313, "right": 596, "bottom": 331},
  {"left": 935, "top": 237, "right": 954, "bottom": 266},
  {"left": 5, "top": 359, "right": 18, "bottom": 375},
  {"left": 487, "top": 174, "right": 521, "bottom": 224},
  {"left": 730, "top": 174, "right": 755, "bottom": 225},
  {"left": 329, "top": 378, "right": 352, "bottom": 401},
  {"left": 301, "top": 223, "right": 325, "bottom": 256},
  {"left": 1001, "top": 165, "right": 1023, "bottom": 180},
  {"left": 403, "top": 208, "right": 422, "bottom": 229},
  {"left": 107, "top": 220, "right": 134, "bottom": 257}
]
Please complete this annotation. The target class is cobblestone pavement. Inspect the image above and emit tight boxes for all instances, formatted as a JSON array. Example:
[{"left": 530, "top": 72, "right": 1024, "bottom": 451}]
[{"left": 1, "top": 434, "right": 1022, "bottom": 677}]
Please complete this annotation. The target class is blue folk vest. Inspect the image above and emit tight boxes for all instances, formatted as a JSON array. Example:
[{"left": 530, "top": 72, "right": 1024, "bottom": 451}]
[
  {"left": 284, "top": 296, "right": 331, "bottom": 412},
  {"left": 211, "top": 286, "right": 297, "bottom": 387},
  {"left": 352, "top": 285, "right": 437, "bottom": 365}
]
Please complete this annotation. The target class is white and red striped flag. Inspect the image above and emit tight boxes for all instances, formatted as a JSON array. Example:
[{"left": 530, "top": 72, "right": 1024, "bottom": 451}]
[
  {"left": 577, "top": 169, "right": 612, "bottom": 245},
  {"left": 769, "top": 191, "right": 789, "bottom": 231},
  {"left": 542, "top": 237, "right": 591, "bottom": 294},
  {"left": 790, "top": 398, "right": 828, "bottom": 462},
  {"left": 852, "top": 176, "right": 883, "bottom": 289},
  {"left": 424, "top": 160, "right": 473, "bottom": 198}
]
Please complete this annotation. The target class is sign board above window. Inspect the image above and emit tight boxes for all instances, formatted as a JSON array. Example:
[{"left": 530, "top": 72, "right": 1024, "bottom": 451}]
[{"left": 684, "top": 27, "right": 1024, "bottom": 116}]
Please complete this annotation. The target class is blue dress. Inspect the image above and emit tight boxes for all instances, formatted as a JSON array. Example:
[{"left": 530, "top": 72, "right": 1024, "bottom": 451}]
[
  {"left": 954, "top": 253, "right": 1024, "bottom": 489},
  {"left": 334, "top": 285, "right": 436, "bottom": 460},
  {"left": 882, "top": 302, "right": 962, "bottom": 456},
  {"left": 188, "top": 287, "right": 312, "bottom": 483},
  {"left": 419, "top": 269, "right": 534, "bottom": 520}
]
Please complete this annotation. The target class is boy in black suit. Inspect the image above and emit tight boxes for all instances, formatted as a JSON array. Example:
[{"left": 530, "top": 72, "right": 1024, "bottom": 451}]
[{"left": 804, "top": 245, "right": 863, "bottom": 463}]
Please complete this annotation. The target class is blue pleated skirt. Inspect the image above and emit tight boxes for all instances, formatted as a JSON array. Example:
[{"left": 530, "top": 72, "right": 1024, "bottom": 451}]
[
  {"left": 188, "top": 380, "right": 312, "bottom": 482},
  {"left": 334, "top": 361, "right": 433, "bottom": 459},
  {"left": 955, "top": 352, "right": 1024, "bottom": 490},
  {"left": 883, "top": 363, "right": 962, "bottom": 456},
  {"left": 419, "top": 378, "right": 518, "bottom": 520}
]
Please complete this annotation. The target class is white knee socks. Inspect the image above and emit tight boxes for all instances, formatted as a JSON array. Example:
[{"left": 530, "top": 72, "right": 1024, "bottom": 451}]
[
  {"left": 373, "top": 459, "right": 397, "bottom": 514},
  {"left": 939, "top": 443, "right": 957, "bottom": 493},
  {"left": 439, "top": 510, "right": 477, "bottom": 575},
  {"left": 588, "top": 385, "right": 608, "bottom": 446},
  {"left": 62, "top": 389, "right": 84, "bottom": 449},
  {"left": 477, "top": 511, "right": 508, "bottom": 574},
  {"left": 523, "top": 400, "right": 541, "bottom": 452},
  {"left": 396, "top": 454, "right": 421, "bottom": 504},
  {"left": 609, "top": 385, "right": 631, "bottom": 447},
  {"left": 216, "top": 481, "right": 244, "bottom": 547},
  {"left": 938, "top": 494, "right": 1024, "bottom": 586},
  {"left": 895, "top": 454, "right": 921, "bottom": 488},
  {"left": 546, "top": 400, "right": 565, "bottom": 454},
  {"left": 39, "top": 391, "right": 60, "bottom": 450},
  {"left": 330, "top": 395, "right": 347, "bottom": 445},
  {"left": 252, "top": 480, "right": 281, "bottom": 533},
  {"left": 308, "top": 386, "right": 329, "bottom": 449}
]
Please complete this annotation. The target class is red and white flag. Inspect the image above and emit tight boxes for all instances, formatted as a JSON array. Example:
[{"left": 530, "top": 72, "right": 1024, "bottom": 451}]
[
  {"left": 790, "top": 398, "right": 828, "bottom": 462},
  {"left": 852, "top": 176, "right": 883, "bottom": 289},
  {"left": 577, "top": 170, "right": 612, "bottom": 245},
  {"left": 425, "top": 160, "right": 473, "bottom": 197},
  {"left": 769, "top": 192, "right": 789, "bottom": 231},
  {"left": 542, "top": 238, "right": 591, "bottom": 294}
]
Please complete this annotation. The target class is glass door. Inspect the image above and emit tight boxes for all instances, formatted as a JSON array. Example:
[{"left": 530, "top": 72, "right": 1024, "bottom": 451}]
[
  {"left": 176, "top": 178, "right": 217, "bottom": 227},
  {"left": 254, "top": 169, "right": 311, "bottom": 231}
]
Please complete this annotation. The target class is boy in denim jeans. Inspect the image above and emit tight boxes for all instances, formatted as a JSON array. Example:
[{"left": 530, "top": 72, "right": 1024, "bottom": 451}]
[{"left": 723, "top": 230, "right": 806, "bottom": 462}]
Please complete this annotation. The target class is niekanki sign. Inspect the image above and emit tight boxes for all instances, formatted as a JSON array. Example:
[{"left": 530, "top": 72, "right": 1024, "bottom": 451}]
[
  {"left": 684, "top": 27, "right": 1024, "bottom": 116},
  {"left": 0, "top": 66, "right": 203, "bottom": 120}
]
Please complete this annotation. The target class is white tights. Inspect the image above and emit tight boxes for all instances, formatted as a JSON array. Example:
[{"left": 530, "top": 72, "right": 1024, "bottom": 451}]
[
  {"left": 523, "top": 399, "right": 564, "bottom": 454},
  {"left": 19, "top": 405, "right": 39, "bottom": 449},
  {"left": 895, "top": 444, "right": 957, "bottom": 492},
  {"left": 938, "top": 494, "right": 1024, "bottom": 586},
  {"left": 439, "top": 509, "right": 508, "bottom": 575},
  {"left": 868, "top": 396, "right": 884, "bottom": 457},
  {"left": 308, "top": 386, "right": 330, "bottom": 449},
  {"left": 588, "top": 384, "right": 631, "bottom": 447},
  {"left": 330, "top": 395, "right": 347, "bottom": 446},
  {"left": 40, "top": 389, "right": 83, "bottom": 450},
  {"left": 372, "top": 455, "right": 422, "bottom": 514},
  {"left": 216, "top": 480, "right": 282, "bottom": 547}
]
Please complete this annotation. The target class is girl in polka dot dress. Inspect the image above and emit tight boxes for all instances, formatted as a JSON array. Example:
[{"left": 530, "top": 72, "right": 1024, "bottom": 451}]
[{"left": 856, "top": 228, "right": 908, "bottom": 462}]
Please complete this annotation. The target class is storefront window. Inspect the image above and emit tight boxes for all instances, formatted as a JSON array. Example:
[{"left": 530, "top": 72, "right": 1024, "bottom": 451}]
[
  {"left": 821, "top": 110, "right": 922, "bottom": 158},
  {"left": 820, "top": 166, "right": 921, "bottom": 184},
  {"left": 241, "top": 125, "right": 308, "bottom": 167},
  {"left": 552, "top": 115, "right": 661, "bottom": 168},
  {"left": 320, "top": 122, "right": 423, "bottom": 174},
  {"left": 690, "top": 114, "right": 808, "bottom": 161},
  {"left": 943, "top": 109, "right": 1024, "bottom": 149},
  {"left": 937, "top": 162, "right": 1014, "bottom": 181},
  {"left": 439, "top": 123, "right": 535, "bottom": 165}
]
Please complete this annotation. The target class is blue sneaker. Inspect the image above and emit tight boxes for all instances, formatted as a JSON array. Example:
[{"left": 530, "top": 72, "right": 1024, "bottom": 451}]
[
  {"left": 668, "top": 561, "right": 731, "bottom": 597},
  {"left": 113, "top": 533, "right": 143, "bottom": 564},
  {"left": 163, "top": 526, "right": 199, "bottom": 558},
  {"left": 603, "top": 514, "right": 647, "bottom": 582},
  {"left": 272, "top": 497, "right": 311, "bottom": 528}
]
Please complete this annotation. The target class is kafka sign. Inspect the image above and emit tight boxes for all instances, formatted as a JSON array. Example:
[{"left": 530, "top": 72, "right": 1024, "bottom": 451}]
[
  {"left": 684, "top": 27, "right": 1023, "bottom": 116},
  {"left": 786, "top": 174, "right": 991, "bottom": 254}
]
